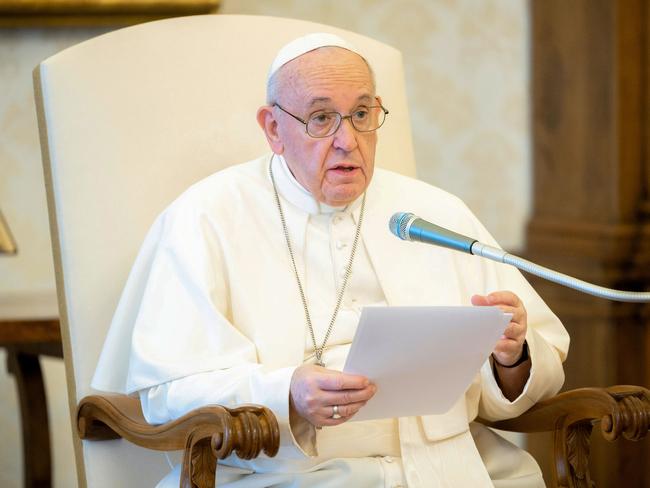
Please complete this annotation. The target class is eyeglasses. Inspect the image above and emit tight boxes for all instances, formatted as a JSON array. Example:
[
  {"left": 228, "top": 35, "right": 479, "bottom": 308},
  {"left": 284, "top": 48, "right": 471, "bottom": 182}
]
[{"left": 274, "top": 101, "right": 389, "bottom": 138}]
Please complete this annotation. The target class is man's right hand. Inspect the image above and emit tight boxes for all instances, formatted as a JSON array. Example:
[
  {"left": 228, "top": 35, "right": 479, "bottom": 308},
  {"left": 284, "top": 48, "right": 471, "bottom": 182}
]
[{"left": 289, "top": 364, "right": 376, "bottom": 427}]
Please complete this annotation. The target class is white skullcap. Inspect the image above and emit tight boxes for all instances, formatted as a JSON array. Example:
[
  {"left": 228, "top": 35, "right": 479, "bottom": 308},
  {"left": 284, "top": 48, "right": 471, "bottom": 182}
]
[{"left": 268, "top": 32, "right": 362, "bottom": 81}]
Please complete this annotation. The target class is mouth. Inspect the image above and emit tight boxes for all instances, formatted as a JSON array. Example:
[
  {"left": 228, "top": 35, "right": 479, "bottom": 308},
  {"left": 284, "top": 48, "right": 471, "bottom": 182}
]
[{"left": 329, "top": 163, "right": 360, "bottom": 173}]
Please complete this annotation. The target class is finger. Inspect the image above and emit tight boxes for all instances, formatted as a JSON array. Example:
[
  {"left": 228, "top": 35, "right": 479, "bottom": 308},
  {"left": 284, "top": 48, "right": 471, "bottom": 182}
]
[
  {"left": 318, "top": 415, "right": 351, "bottom": 427},
  {"left": 317, "top": 400, "right": 369, "bottom": 426},
  {"left": 471, "top": 294, "right": 490, "bottom": 306},
  {"left": 318, "top": 400, "right": 367, "bottom": 421},
  {"left": 486, "top": 291, "right": 522, "bottom": 308},
  {"left": 317, "top": 370, "right": 370, "bottom": 391},
  {"left": 492, "top": 305, "right": 524, "bottom": 323},
  {"left": 318, "top": 385, "right": 376, "bottom": 407},
  {"left": 499, "top": 321, "right": 526, "bottom": 340},
  {"left": 494, "top": 337, "right": 523, "bottom": 355},
  {"left": 473, "top": 297, "right": 526, "bottom": 327}
]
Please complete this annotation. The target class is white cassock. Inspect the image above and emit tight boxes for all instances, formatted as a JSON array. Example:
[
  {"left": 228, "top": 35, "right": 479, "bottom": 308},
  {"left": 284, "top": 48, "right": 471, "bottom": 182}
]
[{"left": 92, "top": 154, "right": 570, "bottom": 487}]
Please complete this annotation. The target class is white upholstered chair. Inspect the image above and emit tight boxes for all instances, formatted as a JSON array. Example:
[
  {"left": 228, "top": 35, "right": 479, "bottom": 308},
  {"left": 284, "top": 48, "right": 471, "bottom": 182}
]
[
  {"left": 34, "top": 14, "right": 649, "bottom": 488},
  {"left": 34, "top": 14, "right": 414, "bottom": 488}
]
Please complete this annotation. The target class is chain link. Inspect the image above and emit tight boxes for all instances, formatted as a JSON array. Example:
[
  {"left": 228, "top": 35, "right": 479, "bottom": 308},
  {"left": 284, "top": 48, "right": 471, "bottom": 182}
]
[{"left": 269, "top": 156, "right": 366, "bottom": 367}]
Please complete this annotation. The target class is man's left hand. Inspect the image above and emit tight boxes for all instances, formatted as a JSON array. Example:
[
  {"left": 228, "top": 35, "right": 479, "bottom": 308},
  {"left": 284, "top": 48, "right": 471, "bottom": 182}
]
[{"left": 471, "top": 291, "right": 527, "bottom": 366}]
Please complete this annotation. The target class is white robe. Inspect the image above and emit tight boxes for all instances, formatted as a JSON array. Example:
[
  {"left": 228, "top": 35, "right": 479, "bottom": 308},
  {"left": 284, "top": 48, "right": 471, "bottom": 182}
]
[{"left": 92, "top": 154, "right": 569, "bottom": 487}]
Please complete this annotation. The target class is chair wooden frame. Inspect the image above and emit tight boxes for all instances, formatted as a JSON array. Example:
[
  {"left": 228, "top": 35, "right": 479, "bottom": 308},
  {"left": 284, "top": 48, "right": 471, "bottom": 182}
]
[
  {"left": 76, "top": 385, "right": 650, "bottom": 488},
  {"left": 487, "top": 385, "right": 650, "bottom": 487},
  {"left": 77, "top": 395, "right": 279, "bottom": 488}
]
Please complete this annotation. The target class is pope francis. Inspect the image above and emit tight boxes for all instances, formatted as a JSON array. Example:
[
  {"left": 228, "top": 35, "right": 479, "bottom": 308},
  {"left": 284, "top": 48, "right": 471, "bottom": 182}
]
[{"left": 92, "top": 33, "right": 570, "bottom": 487}]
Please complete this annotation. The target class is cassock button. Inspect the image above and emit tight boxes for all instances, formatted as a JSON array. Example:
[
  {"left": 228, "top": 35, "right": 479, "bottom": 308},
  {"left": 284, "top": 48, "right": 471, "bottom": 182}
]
[
  {"left": 336, "top": 240, "right": 347, "bottom": 250},
  {"left": 332, "top": 215, "right": 342, "bottom": 224},
  {"left": 384, "top": 456, "right": 393, "bottom": 463}
]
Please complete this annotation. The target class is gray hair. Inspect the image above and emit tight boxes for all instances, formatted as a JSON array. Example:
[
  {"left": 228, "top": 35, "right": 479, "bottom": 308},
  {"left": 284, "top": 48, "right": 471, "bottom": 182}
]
[{"left": 266, "top": 50, "right": 377, "bottom": 105}]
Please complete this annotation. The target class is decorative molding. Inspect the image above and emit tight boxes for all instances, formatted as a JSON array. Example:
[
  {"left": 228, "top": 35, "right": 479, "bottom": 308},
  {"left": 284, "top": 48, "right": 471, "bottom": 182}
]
[
  {"left": 566, "top": 421, "right": 593, "bottom": 487},
  {"left": 0, "top": 0, "right": 220, "bottom": 27},
  {"left": 486, "top": 385, "right": 650, "bottom": 488},
  {"left": 184, "top": 429, "right": 216, "bottom": 488},
  {"left": 527, "top": 219, "right": 650, "bottom": 274},
  {"left": 0, "top": 210, "right": 17, "bottom": 255},
  {"left": 77, "top": 395, "right": 280, "bottom": 488}
]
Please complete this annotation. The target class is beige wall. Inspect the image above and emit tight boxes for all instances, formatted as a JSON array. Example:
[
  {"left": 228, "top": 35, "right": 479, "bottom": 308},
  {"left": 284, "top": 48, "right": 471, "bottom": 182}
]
[
  {"left": 221, "top": 0, "right": 531, "bottom": 249},
  {"left": 0, "top": 1, "right": 529, "bottom": 486}
]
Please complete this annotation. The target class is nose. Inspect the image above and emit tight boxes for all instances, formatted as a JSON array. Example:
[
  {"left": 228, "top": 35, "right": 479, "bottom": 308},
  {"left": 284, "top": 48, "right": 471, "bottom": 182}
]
[{"left": 332, "top": 117, "right": 358, "bottom": 152}]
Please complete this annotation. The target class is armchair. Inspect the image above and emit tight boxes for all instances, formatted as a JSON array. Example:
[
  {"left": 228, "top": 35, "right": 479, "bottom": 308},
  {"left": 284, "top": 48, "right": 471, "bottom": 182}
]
[{"left": 33, "top": 14, "right": 649, "bottom": 487}]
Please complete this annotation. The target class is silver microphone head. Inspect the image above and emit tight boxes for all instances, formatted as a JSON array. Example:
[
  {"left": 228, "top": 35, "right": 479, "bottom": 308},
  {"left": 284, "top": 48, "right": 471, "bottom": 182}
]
[{"left": 389, "top": 212, "right": 417, "bottom": 240}]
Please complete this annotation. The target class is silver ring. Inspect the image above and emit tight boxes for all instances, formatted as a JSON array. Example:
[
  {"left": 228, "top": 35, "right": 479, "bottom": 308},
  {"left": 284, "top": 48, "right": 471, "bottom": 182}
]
[{"left": 331, "top": 405, "right": 342, "bottom": 419}]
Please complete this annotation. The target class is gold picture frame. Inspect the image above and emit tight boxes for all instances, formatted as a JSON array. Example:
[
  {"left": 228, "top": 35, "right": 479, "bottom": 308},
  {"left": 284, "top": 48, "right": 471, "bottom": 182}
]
[
  {"left": 0, "top": 210, "right": 17, "bottom": 255},
  {"left": 0, "top": 0, "right": 220, "bottom": 27}
]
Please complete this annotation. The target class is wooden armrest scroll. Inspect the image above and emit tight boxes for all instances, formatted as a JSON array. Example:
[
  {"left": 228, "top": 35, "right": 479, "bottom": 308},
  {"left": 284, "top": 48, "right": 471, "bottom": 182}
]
[
  {"left": 481, "top": 386, "right": 650, "bottom": 488},
  {"left": 77, "top": 394, "right": 280, "bottom": 488}
]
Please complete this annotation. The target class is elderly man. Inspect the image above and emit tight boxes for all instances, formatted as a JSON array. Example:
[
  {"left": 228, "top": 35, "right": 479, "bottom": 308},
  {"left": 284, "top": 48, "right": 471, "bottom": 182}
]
[{"left": 93, "top": 33, "right": 569, "bottom": 487}]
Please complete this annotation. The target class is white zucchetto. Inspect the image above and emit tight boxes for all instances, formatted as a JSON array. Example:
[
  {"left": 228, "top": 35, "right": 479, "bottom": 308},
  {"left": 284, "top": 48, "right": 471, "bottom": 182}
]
[{"left": 267, "top": 32, "right": 362, "bottom": 80}]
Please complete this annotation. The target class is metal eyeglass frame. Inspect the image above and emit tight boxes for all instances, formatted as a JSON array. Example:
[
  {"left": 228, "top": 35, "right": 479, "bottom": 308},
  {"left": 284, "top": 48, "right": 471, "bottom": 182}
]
[{"left": 273, "top": 100, "right": 389, "bottom": 138}]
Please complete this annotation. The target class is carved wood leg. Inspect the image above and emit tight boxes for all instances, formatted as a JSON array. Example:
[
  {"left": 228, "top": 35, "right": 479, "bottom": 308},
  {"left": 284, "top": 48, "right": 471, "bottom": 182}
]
[
  {"left": 180, "top": 426, "right": 218, "bottom": 488},
  {"left": 554, "top": 420, "right": 595, "bottom": 488},
  {"left": 6, "top": 348, "right": 52, "bottom": 488}
]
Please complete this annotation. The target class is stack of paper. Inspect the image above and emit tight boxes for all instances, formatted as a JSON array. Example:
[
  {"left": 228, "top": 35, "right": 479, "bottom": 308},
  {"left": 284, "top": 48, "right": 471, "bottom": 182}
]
[{"left": 343, "top": 306, "right": 510, "bottom": 421}]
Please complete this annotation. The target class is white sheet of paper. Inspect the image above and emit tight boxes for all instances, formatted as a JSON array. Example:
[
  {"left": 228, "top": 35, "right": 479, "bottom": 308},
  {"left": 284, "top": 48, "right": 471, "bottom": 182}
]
[{"left": 343, "top": 306, "right": 511, "bottom": 421}]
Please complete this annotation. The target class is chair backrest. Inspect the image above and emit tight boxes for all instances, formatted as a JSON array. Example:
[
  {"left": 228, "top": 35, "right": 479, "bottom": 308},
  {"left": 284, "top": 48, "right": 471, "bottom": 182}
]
[{"left": 34, "top": 14, "right": 416, "bottom": 487}]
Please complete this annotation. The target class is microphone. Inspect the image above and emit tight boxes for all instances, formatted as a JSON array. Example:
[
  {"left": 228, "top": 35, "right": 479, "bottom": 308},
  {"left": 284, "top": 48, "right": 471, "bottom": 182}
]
[
  {"left": 389, "top": 212, "right": 477, "bottom": 253},
  {"left": 389, "top": 212, "right": 650, "bottom": 303}
]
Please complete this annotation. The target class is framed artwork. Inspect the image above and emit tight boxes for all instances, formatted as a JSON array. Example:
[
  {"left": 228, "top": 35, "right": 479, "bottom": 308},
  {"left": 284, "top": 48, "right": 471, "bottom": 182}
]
[
  {"left": 0, "top": 0, "right": 220, "bottom": 27},
  {"left": 0, "top": 210, "right": 17, "bottom": 254}
]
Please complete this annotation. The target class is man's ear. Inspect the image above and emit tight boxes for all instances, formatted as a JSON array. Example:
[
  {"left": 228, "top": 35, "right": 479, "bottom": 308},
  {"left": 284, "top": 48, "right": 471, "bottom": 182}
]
[{"left": 257, "top": 105, "right": 284, "bottom": 154}]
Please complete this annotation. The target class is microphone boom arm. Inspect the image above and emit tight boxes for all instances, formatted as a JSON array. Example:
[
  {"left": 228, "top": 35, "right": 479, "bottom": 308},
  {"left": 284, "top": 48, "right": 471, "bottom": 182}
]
[
  {"left": 470, "top": 242, "right": 650, "bottom": 303},
  {"left": 390, "top": 212, "right": 650, "bottom": 303}
]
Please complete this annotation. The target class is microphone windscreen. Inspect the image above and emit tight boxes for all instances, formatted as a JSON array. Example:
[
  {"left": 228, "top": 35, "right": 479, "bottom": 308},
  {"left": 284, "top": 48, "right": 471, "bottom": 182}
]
[{"left": 389, "top": 212, "right": 415, "bottom": 240}]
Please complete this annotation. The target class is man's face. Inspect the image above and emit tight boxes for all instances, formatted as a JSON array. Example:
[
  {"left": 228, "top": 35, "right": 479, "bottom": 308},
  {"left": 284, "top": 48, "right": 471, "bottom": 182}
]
[{"left": 263, "top": 47, "right": 378, "bottom": 207}]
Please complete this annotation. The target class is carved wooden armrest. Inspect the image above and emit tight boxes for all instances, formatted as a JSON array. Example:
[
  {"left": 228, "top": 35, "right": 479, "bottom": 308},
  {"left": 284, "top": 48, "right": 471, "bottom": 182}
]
[
  {"left": 480, "top": 386, "right": 650, "bottom": 488},
  {"left": 77, "top": 394, "right": 279, "bottom": 488}
]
